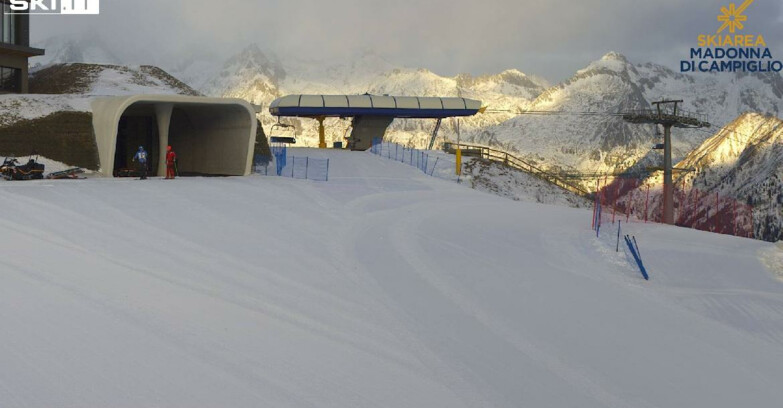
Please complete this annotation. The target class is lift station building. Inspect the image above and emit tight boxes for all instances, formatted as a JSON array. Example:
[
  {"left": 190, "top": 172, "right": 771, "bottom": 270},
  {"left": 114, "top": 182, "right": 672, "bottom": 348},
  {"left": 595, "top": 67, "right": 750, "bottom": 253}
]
[
  {"left": 270, "top": 94, "right": 483, "bottom": 150},
  {"left": 91, "top": 95, "right": 258, "bottom": 177}
]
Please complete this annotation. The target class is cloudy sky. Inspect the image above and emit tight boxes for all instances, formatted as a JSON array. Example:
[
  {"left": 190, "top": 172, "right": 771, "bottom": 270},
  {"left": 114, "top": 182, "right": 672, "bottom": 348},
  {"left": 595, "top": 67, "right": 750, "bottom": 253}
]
[{"left": 32, "top": 0, "right": 783, "bottom": 82}]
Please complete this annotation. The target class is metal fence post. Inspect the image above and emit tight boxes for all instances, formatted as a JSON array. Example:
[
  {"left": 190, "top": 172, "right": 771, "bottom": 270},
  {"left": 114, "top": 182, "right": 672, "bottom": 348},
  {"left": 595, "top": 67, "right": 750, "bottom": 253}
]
[
  {"left": 326, "top": 159, "right": 330, "bottom": 182},
  {"left": 306, "top": 157, "right": 309, "bottom": 180}
]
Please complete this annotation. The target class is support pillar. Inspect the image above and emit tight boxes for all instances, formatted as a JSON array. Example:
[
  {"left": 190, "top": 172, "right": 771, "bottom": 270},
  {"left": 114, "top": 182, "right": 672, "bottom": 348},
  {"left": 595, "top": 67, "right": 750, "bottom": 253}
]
[
  {"left": 663, "top": 124, "right": 674, "bottom": 225},
  {"left": 155, "top": 104, "right": 174, "bottom": 177},
  {"left": 317, "top": 116, "right": 326, "bottom": 149},
  {"left": 622, "top": 99, "right": 709, "bottom": 226}
]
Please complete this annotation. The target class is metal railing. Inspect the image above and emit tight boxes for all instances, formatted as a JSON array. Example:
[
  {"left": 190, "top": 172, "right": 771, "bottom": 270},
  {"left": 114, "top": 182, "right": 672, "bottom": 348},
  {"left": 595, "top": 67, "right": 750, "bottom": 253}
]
[{"left": 443, "top": 142, "right": 591, "bottom": 196}]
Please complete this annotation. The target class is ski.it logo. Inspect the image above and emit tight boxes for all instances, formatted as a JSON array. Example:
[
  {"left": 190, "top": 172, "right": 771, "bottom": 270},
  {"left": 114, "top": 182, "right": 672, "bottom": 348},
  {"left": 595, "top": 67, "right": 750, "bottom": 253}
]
[
  {"left": 680, "top": 0, "right": 782, "bottom": 73},
  {"left": 9, "top": 0, "right": 100, "bottom": 15}
]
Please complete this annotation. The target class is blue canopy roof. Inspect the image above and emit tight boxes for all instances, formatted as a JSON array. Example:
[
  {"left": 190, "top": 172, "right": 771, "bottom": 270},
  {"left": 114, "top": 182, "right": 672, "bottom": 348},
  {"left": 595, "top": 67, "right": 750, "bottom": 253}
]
[{"left": 269, "top": 94, "right": 483, "bottom": 119}]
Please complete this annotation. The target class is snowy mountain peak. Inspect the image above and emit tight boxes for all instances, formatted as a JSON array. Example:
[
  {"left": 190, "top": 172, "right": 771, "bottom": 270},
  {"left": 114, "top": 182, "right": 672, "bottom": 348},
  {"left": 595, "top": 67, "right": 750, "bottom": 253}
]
[
  {"left": 535, "top": 52, "right": 647, "bottom": 113},
  {"left": 601, "top": 51, "right": 629, "bottom": 63},
  {"left": 198, "top": 44, "right": 287, "bottom": 104},
  {"left": 578, "top": 52, "right": 637, "bottom": 77},
  {"left": 501, "top": 68, "right": 526, "bottom": 76},
  {"left": 345, "top": 50, "right": 398, "bottom": 74},
  {"left": 496, "top": 69, "right": 550, "bottom": 90},
  {"left": 232, "top": 44, "right": 270, "bottom": 64},
  {"left": 31, "top": 34, "right": 122, "bottom": 70},
  {"left": 224, "top": 44, "right": 285, "bottom": 81}
]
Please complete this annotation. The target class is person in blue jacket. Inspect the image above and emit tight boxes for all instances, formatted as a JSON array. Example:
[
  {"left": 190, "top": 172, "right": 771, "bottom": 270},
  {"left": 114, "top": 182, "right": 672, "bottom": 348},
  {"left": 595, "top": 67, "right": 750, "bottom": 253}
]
[{"left": 132, "top": 146, "right": 148, "bottom": 180}]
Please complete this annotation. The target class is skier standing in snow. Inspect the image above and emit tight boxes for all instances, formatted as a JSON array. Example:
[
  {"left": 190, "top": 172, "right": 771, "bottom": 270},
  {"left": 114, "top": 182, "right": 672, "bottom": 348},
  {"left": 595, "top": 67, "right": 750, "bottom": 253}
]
[
  {"left": 165, "top": 145, "right": 177, "bottom": 179},
  {"left": 132, "top": 146, "right": 148, "bottom": 180}
]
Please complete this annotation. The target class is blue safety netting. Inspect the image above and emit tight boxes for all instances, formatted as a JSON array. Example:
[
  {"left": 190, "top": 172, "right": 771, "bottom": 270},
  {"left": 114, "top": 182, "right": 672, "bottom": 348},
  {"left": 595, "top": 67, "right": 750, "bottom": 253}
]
[
  {"left": 282, "top": 156, "right": 329, "bottom": 182},
  {"left": 370, "top": 138, "right": 439, "bottom": 176},
  {"left": 254, "top": 145, "right": 329, "bottom": 182}
]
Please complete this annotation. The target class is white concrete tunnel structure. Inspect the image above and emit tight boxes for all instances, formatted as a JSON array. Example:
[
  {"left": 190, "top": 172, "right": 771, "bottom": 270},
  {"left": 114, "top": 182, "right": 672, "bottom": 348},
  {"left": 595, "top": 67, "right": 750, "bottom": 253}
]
[{"left": 91, "top": 95, "right": 258, "bottom": 177}]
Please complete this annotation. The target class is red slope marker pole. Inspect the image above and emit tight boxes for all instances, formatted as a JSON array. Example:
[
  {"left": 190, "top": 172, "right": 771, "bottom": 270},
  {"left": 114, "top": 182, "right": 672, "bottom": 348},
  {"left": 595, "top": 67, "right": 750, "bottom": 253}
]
[{"left": 733, "top": 200, "right": 737, "bottom": 236}]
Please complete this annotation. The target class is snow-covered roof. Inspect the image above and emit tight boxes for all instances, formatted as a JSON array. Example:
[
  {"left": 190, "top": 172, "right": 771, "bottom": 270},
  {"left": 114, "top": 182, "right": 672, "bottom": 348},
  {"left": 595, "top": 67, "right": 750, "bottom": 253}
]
[{"left": 269, "top": 94, "right": 482, "bottom": 118}]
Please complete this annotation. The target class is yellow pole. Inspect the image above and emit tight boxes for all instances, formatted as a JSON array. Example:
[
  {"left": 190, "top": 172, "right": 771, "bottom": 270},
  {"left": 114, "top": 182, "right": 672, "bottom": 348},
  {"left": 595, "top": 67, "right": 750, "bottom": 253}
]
[
  {"left": 317, "top": 116, "right": 326, "bottom": 149},
  {"left": 456, "top": 148, "right": 462, "bottom": 176}
]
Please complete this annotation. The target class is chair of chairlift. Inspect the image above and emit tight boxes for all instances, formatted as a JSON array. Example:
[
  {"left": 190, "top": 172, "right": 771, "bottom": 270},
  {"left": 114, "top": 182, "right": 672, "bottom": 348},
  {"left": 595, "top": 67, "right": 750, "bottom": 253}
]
[
  {"left": 269, "top": 123, "right": 297, "bottom": 145},
  {"left": 651, "top": 125, "right": 665, "bottom": 150}
]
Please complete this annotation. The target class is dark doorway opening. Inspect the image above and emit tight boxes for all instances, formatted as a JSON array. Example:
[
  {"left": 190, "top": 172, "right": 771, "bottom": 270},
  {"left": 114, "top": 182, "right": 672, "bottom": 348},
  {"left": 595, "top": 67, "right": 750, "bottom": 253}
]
[{"left": 114, "top": 109, "right": 159, "bottom": 177}]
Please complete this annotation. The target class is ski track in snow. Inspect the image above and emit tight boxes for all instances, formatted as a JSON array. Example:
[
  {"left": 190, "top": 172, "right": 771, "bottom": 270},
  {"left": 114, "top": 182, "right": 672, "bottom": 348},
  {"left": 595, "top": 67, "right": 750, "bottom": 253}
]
[{"left": 1, "top": 149, "right": 783, "bottom": 407}]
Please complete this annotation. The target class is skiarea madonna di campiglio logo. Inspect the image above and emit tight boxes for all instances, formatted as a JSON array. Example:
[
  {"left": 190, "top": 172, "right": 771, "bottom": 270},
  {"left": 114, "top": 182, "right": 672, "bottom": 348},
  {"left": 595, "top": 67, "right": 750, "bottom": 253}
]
[{"left": 681, "top": 0, "right": 782, "bottom": 73}]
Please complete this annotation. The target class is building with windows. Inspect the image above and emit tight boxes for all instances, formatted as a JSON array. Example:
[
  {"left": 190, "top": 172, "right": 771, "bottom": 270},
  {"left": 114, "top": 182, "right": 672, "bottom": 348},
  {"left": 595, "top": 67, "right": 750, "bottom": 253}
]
[{"left": 0, "top": 1, "right": 44, "bottom": 93}]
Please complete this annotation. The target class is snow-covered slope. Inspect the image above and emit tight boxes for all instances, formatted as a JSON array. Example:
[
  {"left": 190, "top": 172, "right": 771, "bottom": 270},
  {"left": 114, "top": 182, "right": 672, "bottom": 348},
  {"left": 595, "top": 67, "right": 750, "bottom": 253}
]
[
  {"left": 464, "top": 157, "right": 591, "bottom": 208},
  {"left": 87, "top": 65, "right": 200, "bottom": 96},
  {"left": 670, "top": 113, "right": 783, "bottom": 241},
  {"left": 1, "top": 64, "right": 200, "bottom": 126},
  {"left": 0, "top": 94, "right": 92, "bottom": 125},
  {"left": 30, "top": 63, "right": 200, "bottom": 97},
  {"left": 2, "top": 150, "right": 783, "bottom": 407}
]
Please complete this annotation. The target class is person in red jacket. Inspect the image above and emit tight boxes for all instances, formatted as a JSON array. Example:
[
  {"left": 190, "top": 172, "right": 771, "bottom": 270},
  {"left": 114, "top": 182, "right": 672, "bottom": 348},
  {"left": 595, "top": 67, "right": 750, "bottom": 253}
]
[{"left": 165, "top": 145, "right": 177, "bottom": 179}]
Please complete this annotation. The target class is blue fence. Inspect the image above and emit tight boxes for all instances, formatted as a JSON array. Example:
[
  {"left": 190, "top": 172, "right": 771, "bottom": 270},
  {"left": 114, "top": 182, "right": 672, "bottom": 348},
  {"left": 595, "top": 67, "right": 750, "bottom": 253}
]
[
  {"left": 272, "top": 144, "right": 287, "bottom": 176},
  {"left": 253, "top": 145, "right": 330, "bottom": 182},
  {"left": 370, "top": 138, "right": 440, "bottom": 176}
]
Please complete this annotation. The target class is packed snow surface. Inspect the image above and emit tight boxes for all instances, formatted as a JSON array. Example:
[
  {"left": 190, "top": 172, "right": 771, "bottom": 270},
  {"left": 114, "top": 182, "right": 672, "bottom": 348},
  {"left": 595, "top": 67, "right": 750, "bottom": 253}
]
[{"left": 1, "top": 149, "right": 783, "bottom": 407}]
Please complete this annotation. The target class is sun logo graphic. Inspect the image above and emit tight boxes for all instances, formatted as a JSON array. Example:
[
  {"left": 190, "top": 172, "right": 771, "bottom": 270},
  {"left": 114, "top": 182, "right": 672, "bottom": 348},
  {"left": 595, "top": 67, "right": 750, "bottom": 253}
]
[{"left": 717, "top": 0, "right": 754, "bottom": 33}]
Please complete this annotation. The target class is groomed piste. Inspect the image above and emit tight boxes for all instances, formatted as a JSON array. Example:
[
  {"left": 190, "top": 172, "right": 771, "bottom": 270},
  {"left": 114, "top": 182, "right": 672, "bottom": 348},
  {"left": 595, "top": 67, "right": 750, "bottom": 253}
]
[{"left": 1, "top": 148, "right": 783, "bottom": 407}]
